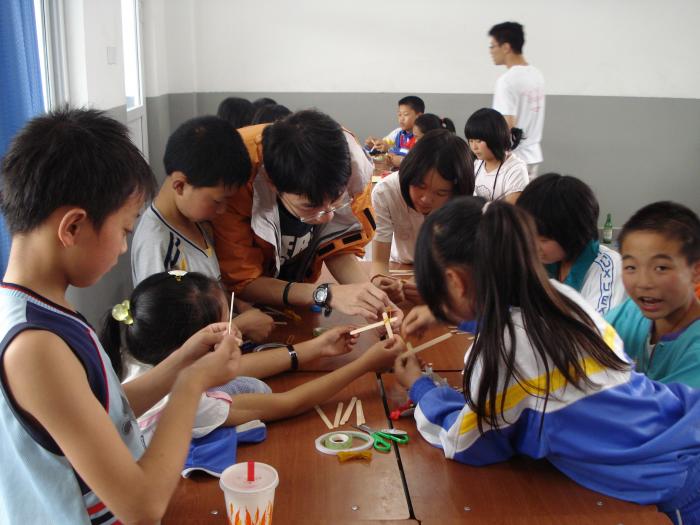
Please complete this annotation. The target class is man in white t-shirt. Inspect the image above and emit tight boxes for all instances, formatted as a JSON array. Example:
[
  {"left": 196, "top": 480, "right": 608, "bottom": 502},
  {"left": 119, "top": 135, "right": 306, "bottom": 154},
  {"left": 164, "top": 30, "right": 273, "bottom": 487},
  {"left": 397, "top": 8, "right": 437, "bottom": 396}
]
[{"left": 489, "top": 21, "right": 545, "bottom": 179}]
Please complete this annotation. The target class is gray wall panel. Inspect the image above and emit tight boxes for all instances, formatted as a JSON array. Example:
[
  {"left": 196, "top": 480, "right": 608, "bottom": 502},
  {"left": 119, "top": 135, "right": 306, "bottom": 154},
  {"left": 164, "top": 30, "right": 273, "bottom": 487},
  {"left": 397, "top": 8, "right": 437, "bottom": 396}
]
[{"left": 147, "top": 92, "right": 700, "bottom": 226}]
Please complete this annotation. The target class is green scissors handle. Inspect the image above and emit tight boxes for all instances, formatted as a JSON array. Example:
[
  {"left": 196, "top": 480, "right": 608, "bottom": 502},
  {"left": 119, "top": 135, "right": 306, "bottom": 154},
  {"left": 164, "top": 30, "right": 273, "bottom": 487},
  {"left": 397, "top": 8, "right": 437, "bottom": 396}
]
[
  {"left": 353, "top": 425, "right": 409, "bottom": 452},
  {"left": 377, "top": 428, "right": 409, "bottom": 445}
]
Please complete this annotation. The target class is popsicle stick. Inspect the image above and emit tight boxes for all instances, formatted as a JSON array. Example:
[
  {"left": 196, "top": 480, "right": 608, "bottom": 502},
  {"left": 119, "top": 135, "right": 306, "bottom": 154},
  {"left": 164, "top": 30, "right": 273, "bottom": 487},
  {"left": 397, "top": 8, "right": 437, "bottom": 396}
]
[
  {"left": 340, "top": 396, "right": 357, "bottom": 425},
  {"left": 402, "top": 332, "right": 454, "bottom": 357},
  {"left": 356, "top": 399, "right": 365, "bottom": 426},
  {"left": 383, "top": 311, "right": 394, "bottom": 339},
  {"left": 333, "top": 402, "right": 344, "bottom": 428},
  {"left": 273, "top": 321, "right": 288, "bottom": 325},
  {"left": 314, "top": 405, "right": 334, "bottom": 430},
  {"left": 388, "top": 269, "right": 414, "bottom": 275},
  {"left": 349, "top": 318, "right": 396, "bottom": 335},
  {"left": 227, "top": 292, "right": 235, "bottom": 335}
]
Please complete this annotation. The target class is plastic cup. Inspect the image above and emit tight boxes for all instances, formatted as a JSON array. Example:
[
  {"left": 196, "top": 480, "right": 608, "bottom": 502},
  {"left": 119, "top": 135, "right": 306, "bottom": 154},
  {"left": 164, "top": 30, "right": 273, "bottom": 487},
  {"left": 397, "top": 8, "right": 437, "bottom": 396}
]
[{"left": 220, "top": 462, "right": 279, "bottom": 525}]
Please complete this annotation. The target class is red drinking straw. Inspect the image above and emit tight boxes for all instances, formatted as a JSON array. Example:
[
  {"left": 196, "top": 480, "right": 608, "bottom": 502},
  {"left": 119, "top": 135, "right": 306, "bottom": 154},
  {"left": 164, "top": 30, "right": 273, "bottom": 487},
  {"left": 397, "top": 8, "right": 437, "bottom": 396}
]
[{"left": 247, "top": 461, "right": 255, "bottom": 482}]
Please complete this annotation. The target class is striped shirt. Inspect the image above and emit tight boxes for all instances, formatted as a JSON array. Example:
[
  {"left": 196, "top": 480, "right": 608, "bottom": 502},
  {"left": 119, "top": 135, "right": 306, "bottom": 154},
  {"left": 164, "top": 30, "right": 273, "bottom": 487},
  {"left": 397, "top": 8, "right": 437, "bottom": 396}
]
[{"left": 131, "top": 203, "right": 221, "bottom": 286}]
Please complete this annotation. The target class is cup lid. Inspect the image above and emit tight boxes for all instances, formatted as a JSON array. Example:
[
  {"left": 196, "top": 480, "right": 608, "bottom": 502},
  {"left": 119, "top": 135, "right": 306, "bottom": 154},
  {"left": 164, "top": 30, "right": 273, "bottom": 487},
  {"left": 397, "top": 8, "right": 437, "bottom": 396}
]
[{"left": 220, "top": 462, "right": 279, "bottom": 494}]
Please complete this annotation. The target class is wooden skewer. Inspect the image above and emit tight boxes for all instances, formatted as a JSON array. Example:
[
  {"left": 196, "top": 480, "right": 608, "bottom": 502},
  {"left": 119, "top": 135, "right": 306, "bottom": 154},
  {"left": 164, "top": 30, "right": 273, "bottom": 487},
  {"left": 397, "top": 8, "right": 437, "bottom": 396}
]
[
  {"left": 227, "top": 292, "right": 235, "bottom": 335},
  {"left": 402, "top": 332, "right": 454, "bottom": 357},
  {"left": 383, "top": 311, "right": 394, "bottom": 339},
  {"left": 356, "top": 399, "right": 365, "bottom": 426},
  {"left": 333, "top": 402, "right": 344, "bottom": 428},
  {"left": 349, "top": 317, "right": 396, "bottom": 335},
  {"left": 340, "top": 396, "right": 357, "bottom": 425},
  {"left": 314, "top": 405, "right": 334, "bottom": 430}
]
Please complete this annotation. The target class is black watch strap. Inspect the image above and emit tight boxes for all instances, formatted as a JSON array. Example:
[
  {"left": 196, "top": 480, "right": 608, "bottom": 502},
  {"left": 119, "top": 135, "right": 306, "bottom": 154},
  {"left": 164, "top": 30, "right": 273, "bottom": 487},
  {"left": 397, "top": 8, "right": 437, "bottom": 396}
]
[
  {"left": 282, "top": 281, "right": 294, "bottom": 306},
  {"left": 315, "top": 283, "right": 332, "bottom": 317},
  {"left": 286, "top": 344, "right": 299, "bottom": 371}
]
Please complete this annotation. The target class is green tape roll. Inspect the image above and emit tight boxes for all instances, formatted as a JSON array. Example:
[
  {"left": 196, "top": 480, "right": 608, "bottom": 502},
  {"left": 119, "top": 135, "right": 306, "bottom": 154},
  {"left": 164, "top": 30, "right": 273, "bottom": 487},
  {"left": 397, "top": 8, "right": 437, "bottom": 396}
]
[{"left": 323, "top": 432, "right": 353, "bottom": 450}]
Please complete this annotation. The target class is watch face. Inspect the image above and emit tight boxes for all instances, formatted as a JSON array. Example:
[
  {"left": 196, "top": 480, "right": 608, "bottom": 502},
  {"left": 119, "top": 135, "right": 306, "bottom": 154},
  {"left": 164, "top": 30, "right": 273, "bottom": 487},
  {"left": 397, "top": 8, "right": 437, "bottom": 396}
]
[{"left": 314, "top": 285, "right": 328, "bottom": 303}]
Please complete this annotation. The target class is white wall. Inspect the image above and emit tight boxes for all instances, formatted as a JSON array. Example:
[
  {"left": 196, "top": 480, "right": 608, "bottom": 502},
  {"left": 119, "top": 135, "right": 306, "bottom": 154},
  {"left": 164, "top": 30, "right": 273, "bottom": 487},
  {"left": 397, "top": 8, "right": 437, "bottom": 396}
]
[
  {"left": 143, "top": 0, "right": 700, "bottom": 99},
  {"left": 65, "top": 0, "right": 126, "bottom": 109},
  {"left": 63, "top": 0, "right": 133, "bottom": 326}
]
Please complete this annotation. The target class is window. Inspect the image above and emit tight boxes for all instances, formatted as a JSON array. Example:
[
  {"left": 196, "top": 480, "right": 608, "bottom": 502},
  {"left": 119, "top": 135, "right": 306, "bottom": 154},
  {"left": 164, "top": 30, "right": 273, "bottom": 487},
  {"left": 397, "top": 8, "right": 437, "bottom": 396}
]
[
  {"left": 32, "top": 0, "right": 69, "bottom": 111},
  {"left": 120, "top": 0, "right": 142, "bottom": 110}
]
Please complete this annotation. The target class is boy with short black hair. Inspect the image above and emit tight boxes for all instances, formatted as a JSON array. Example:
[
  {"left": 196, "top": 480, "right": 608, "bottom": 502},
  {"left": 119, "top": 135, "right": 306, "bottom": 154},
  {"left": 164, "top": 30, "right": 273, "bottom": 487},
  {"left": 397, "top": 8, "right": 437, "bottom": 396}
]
[
  {"left": 213, "top": 109, "right": 401, "bottom": 325},
  {"left": 366, "top": 95, "right": 425, "bottom": 167},
  {"left": 132, "top": 116, "right": 274, "bottom": 339},
  {"left": 0, "top": 107, "right": 241, "bottom": 523},
  {"left": 131, "top": 115, "right": 251, "bottom": 286},
  {"left": 606, "top": 201, "right": 700, "bottom": 387}
]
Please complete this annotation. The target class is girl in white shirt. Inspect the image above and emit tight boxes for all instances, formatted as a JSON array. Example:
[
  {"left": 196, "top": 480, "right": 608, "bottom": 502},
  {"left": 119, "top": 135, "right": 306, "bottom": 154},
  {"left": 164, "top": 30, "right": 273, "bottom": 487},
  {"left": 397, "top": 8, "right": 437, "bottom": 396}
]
[
  {"left": 371, "top": 129, "right": 474, "bottom": 303},
  {"left": 465, "top": 108, "right": 529, "bottom": 203},
  {"left": 102, "top": 271, "right": 404, "bottom": 443}
]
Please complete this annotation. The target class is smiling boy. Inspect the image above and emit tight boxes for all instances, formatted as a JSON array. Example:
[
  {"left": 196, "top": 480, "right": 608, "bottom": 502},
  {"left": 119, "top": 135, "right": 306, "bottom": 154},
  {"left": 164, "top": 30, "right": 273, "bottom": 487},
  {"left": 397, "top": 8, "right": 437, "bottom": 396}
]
[{"left": 606, "top": 201, "right": 700, "bottom": 387}]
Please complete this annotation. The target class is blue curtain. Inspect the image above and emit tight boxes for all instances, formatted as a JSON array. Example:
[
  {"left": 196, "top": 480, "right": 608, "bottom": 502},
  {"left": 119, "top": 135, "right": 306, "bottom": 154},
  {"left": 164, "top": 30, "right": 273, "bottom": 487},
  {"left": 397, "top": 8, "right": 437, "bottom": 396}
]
[{"left": 0, "top": 0, "right": 44, "bottom": 278}]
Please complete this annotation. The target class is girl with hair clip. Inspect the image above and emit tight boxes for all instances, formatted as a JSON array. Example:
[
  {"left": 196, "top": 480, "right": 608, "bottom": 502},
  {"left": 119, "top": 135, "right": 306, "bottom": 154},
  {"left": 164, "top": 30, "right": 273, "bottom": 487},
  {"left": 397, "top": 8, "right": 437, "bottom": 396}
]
[
  {"left": 370, "top": 129, "right": 474, "bottom": 304},
  {"left": 413, "top": 113, "right": 456, "bottom": 141},
  {"left": 102, "top": 271, "right": 404, "bottom": 444},
  {"left": 465, "top": 107, "right": 529, "bottom": 203},
  {"left": 393, "top": 196, "right": 700, "bottom": 525}
]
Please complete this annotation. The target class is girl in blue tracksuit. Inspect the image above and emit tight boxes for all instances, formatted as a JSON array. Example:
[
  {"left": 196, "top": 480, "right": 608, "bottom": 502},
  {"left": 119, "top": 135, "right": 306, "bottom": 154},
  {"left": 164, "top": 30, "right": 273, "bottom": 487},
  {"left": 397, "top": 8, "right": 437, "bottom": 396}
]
[{"left": 393, "top": 196, "right": 700, "bottom": 525}]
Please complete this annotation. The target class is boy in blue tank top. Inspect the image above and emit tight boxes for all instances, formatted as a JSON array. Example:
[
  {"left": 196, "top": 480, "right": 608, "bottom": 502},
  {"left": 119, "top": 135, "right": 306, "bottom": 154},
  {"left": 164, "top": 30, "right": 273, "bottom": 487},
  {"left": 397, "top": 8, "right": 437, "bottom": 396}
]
[{"left": 0, "top": 108, "right": 242, "bottom": 524}]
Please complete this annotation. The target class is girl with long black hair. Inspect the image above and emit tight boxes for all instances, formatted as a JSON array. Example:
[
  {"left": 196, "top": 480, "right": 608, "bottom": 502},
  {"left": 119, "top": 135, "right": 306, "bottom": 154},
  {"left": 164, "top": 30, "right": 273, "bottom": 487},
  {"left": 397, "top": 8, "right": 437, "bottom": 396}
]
[{"left": 394, "top": 196, "right": 700, "bottom": 524}]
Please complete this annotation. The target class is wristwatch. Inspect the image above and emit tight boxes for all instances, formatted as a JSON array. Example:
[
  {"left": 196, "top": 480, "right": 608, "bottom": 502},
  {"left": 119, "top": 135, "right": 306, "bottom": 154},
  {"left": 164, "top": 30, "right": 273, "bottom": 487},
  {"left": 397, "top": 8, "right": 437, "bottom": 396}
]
[{"left": 312, "top": 283, "right": 332, "bottom": 317}]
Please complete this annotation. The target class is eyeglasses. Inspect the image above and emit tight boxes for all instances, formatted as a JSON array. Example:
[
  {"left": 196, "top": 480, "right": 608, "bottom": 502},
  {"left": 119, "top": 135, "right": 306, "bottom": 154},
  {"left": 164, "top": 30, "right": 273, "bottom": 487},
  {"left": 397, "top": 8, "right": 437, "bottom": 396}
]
[{"left": 278, "top": 193, "right": 351, "bottom": 223}]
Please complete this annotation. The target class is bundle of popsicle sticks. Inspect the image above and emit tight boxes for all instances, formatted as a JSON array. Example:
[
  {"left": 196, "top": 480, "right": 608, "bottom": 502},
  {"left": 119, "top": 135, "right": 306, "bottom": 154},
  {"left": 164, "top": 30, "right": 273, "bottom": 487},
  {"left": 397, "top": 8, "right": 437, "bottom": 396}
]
[{"left": 314, "top": 397, "right": 364, "bottom": 429}]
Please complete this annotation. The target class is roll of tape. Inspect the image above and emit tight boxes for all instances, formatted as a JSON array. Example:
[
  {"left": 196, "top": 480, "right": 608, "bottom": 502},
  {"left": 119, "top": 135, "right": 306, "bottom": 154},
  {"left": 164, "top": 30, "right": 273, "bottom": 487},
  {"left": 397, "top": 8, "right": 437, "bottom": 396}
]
[
  {"left": 323, "top": 433, "right": 353, "bottom": 450},
  {"left": 315, "top": 431, "right": 373, "bottom": 455}
]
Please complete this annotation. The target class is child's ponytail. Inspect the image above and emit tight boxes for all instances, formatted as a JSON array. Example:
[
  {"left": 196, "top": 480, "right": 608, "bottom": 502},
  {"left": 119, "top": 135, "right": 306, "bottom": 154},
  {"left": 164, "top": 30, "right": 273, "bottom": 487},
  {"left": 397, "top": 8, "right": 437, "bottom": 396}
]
[
  {"left": 100, "top": 312, "right": 125, "bottom": 380},
  {"left": 441, "top": 117, "right": 456, "bottom": 133},
  {"left": 465, "top": 201, "right": 628, "bottom": 433},
  {"left": 510, "top": 127, "right": 523, "bottom": 151}
]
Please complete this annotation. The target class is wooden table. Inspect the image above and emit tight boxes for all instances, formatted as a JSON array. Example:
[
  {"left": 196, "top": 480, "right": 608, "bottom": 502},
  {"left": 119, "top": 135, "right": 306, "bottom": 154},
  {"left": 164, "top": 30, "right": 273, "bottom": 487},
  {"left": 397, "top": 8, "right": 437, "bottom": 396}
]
[
  {"left": 163, "top": 373, "right": 411, "bottom": 524},
  {"left": 163, "top": 263, "right": 671, "bottom": 524},
  {"left": 381, "top": 372, "right": 670, "bottom": 525}
]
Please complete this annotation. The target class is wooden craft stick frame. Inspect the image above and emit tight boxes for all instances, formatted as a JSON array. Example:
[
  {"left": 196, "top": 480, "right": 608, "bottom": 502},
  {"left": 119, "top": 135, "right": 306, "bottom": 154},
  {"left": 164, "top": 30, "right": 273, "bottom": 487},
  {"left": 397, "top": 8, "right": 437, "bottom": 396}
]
[{"left": 349, "top": 317, "right": 396, "bottom": 336}]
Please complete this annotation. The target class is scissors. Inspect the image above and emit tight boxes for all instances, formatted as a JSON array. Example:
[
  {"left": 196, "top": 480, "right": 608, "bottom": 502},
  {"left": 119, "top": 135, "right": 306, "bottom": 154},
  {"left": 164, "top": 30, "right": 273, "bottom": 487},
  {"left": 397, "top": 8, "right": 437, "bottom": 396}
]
[{"left": 353, "top": 424, "right": 409, "bottom": 453}]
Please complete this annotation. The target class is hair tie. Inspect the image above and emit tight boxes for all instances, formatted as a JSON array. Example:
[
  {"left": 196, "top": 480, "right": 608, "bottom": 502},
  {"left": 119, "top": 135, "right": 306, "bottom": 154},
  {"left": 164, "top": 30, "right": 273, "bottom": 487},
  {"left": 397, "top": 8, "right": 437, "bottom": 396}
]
[
  {"left": 168, "top": 269, "right": 188, "bottom": 281},
  {"left": 112, "top": 300, "right": 134, "bottom": 325}
]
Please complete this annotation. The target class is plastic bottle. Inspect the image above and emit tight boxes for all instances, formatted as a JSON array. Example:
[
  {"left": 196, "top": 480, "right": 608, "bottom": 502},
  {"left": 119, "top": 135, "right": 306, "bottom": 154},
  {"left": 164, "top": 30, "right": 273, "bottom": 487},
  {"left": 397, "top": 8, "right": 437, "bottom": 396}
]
[{"left": 603, "top": 213, "right": 613, "bottom": 244}]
